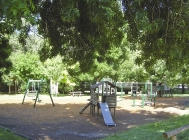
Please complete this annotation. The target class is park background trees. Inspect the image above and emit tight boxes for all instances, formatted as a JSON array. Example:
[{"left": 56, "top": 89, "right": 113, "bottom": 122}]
[{"left": 1, "top": 0, "right": 189, "bottom": 93}]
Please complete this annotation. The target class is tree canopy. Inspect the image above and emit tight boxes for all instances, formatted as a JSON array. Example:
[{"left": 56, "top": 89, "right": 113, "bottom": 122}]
[
  {"left": 123, "top": 0, "right": 189, "bottom": 70},
  {"left": 34, "top": 0, "right": 124, "bottom": 71},
  {"left": 0, "top": 0, "right": 35, "bottom": 81},
  {"left": 1, "top": 0, "right": 189, "bottom": 90}
]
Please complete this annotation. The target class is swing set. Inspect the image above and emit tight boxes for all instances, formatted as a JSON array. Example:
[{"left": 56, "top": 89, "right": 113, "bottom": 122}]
[{"left": 22, "top": 79, "right": 55, "bottom": 108}]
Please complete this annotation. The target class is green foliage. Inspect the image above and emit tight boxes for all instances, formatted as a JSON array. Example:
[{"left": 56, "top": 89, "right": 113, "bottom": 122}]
[
  {"left": 148, "top": 59, "right": 189, "bottom": 87},
  {"left": 117, "top": 49, "right": 149, "bottom": 82},
  {"left": 104, "top": 115, "right": 189, "bottom": 140},
  {"left": 0, "top": 0, "right": 36, "bottom": 81},
  {"left": 2, "top": 0, "right": 189, "bottom": 90},
  {"left": 123, "top": 0, "right": 189, "bottom": 71},
  {"left": 67, "top": 37, "right": 149, "bottom": 86},
  {"left": 11, "top": 53, "right": 44, "bottom": 80},
  {"left": 9, "top": 32, "right": 44, "bottom": 53},
  {"left": 2, "top": 43, "right": 74, "bottom": 93},
  {"left": 0, "top": 37, "right": 12, "bottom": 82},
  {"left": 2, "top": 52, "right": 44, "bottom": 91},
  {"left": 35, "top": 0, "right": 124, "bottom": 71},
  {"left": 43, "top": 55, "right": 74, "bottom": 93},
  {"left": 43, "top": 55, "right": 65, "bottom": 81}
]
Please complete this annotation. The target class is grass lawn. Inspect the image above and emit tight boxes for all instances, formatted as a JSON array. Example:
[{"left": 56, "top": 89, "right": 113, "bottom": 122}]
[
  {"left": 104, "top": 115, "right": 189, "bottom": 140},
  {"left": 0, "top": 128, "right": 26, "bottom": 140},
  {"left": 173, "top": 94, "right": 189, "bottom": 97}
]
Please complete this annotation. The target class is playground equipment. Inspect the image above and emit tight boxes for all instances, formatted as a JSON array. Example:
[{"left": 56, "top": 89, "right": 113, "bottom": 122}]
[
  {"left": 131, "top": 82, "right": 139, "bottom": 107},
  {"left": 80, "top": 81, "right": 117, "bottom": 126},
  {"left": 142, "top": 81, "right": 156, "bottom": 107},
  {"left": 131, "top": 82, "right": 139, "bottom": 96},
  {"left": 50, "top": 79, "right": 59, "bottom": 96},
  {"left": 157, "top": 83, "right": 172, "bottom": 97},
  {"left": 99, "top": 102, "right": 115, "bottom": 126},
  {"left": 131, "top": 81, "right": 157, "bottom": 107},
  {"left": 22, "top": 79, "right": 55, "bottom": 108},
  {"left": 116, "top": 82, "right": 126, "bottom": 95}
]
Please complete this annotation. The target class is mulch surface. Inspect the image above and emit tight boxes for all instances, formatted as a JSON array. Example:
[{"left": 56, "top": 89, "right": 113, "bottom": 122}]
[{"left": 0, "top": 94, "right": 189, "bottom": 140}]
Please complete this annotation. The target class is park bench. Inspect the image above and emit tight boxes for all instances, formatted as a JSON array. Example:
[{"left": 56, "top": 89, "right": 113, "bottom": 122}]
[
  {"left": 163, "top": 124, "right": 189, "bottom": 140},
  {"left": 70, "top": 91, "right": 82, "bottom": 96}
]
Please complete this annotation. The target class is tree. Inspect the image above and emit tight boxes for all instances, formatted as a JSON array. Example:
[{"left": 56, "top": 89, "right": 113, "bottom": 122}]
[
  {"left": 0, "top": 37, "right": 12, "bottom": 82},
  {"left": 1, "top": 0, "right": 124, "bottom": 76},
  {"left": 67, "top": 31, "right": 149, "bottom": 86},
  {"left": 2, "top": 52, "right": 44, "bottom": 92},
  {"left": 122, "top": 0, "right": 189, "bottom": 70},
  {"left": 0, "top": 0, "right": 36, "bottom": 81},
  {"left": 43, "top": 55, "right": 74, "bottom": 93},
  {"left": 33, "top": 0, "right": 124, "bottom": 72}
]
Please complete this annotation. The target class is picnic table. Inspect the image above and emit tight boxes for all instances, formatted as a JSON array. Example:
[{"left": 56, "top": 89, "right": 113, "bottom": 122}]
[{"left": 70, "top": 91, "right": 83, "bottom": 96}]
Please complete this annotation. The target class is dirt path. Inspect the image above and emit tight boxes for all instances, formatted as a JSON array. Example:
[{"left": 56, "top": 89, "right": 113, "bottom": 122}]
[{"left": 0, "top": 94, "right": 189, "bottom": 140}]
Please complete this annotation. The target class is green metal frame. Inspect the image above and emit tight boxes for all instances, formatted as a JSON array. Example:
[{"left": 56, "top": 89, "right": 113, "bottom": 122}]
[
  {"left": 22, "top": 79, "right": 55, "bottom": 108},
  {"left": 131, "top": 82, "right": 138, "bottom": 107},
  {"left": 130, "top": 81, "right": 156, "bottom": 107},
  {"left": 142, "top": 81, "right": 156, "bottom": 107}
]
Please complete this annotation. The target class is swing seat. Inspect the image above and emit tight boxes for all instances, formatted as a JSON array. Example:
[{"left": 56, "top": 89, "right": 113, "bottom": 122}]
[{"left": 27, "top": 90, "right": 38, "bottom": 97}]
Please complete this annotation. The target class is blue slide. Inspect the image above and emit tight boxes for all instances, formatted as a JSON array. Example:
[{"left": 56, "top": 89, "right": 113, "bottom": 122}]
[{"left": 99, "top": 102, "right": 116, "bottom": 126}]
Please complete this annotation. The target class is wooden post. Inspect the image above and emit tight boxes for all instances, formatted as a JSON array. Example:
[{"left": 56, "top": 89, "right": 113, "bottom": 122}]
[
  {"left": 102, "top": 83, "right": 104, "bottom": 95},
  {"left": 90, "top": 104, "right": 92, "bottom": 115},
  {"left": 106, "top": 82, "right": 108, "bottom": 95}
]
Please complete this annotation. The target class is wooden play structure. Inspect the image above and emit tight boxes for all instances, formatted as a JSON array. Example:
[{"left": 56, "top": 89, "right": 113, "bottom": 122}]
[
  {"left": 22, "top": 79, "right": 55, "bottom": 108},
  {"left": 80, "top": 81, "right": 117, "bottom": 126}
]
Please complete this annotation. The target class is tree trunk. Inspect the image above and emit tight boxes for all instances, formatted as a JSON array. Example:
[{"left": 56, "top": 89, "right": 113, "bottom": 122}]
[
  {"left": 182, "top": 84, "right": 185, "bottom": 94},
  {"left": 14, "top": 80, "right": 17, "bottom": 94},
  {"left": 14, "top": 81, "right": 16, "bottom": 93},
  {"left": 9, "top": 85, "right": 11, "bottom": 94}
]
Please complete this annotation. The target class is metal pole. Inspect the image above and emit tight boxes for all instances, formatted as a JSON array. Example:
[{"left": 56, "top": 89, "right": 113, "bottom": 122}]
[
  {"left": 22, "top": 80, "right": 30, "bottom": 104},
  {"left": 34, "top": 91, "right": 39, "bottom": 108},
  {"left": 22, "top": 91, "right": 27, "bottom": 104},
  {"left": 49, "top": 87, "right": 55, "bottom": 107}
]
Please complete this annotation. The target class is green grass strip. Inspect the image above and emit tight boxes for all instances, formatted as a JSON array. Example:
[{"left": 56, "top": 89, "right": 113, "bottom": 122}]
[
  {"left": 103, "top": 115, "right": 189, "bottom": 140},
  {"left": 0, "top": 127, "right": 26, "bottom": 140}
]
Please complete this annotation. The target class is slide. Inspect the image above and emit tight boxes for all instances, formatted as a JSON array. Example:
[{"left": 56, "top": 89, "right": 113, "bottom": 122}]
[{"left": 99, "top": 102, "right": 116, "bottom": 126}]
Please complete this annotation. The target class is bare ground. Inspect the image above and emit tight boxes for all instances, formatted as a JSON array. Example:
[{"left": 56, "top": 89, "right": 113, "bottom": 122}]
[{"left": 0, "top": 94, "right": 189, "bottom": 140}]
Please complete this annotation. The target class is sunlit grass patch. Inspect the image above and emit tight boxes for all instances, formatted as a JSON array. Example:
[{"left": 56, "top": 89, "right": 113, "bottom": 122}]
[{"left": 103, "top": 115, "right": 189, "bottom": 140}]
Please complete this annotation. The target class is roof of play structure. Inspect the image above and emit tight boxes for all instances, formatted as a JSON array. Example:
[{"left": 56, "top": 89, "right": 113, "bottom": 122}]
[{"left": 91, "top": 81, "right": 117, "bottom": 89}]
